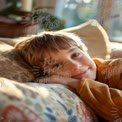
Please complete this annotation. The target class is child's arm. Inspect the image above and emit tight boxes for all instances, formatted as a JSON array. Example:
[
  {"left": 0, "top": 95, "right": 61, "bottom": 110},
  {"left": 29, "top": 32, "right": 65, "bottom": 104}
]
[
  {"left": 38, "top": 75, "right": 81, "bottom": 89},
  {"left": 39, "top": 76, "right": 122, "bottom": 121}
]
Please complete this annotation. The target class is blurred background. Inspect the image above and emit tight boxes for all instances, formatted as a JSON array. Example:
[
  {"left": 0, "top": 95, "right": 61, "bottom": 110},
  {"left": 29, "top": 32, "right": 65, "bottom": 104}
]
[{"left": 0, "top": 0, "right": 122, "bottom": 43}]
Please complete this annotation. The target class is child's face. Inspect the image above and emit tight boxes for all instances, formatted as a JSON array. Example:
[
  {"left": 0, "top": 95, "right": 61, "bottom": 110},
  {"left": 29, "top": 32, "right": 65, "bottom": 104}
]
[{"left": 42, "top": 46, "right": 96, "bottom": 80}]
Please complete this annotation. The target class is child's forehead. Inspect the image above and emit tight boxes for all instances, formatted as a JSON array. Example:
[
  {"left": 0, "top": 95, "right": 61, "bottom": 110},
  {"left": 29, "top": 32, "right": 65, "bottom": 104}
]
[
  {"left": 40, "top": 49, "right": 67, "bottom": 65},
  {"left": 40, "top": 51, "right": 60, "bottom": 62},
  {"left": 42, "top": 46, "right": 74, "bottom": 57},
  {"left": 40, "top": 57, "right": 61, "bottom": 66},
  {"left": 41, "top": 46, "right": 79, "bottom": 62}
]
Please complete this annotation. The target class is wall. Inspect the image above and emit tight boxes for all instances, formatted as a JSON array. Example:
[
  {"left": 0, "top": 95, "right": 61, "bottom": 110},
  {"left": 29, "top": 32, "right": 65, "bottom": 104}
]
[{"left": 34, "top": 0, "right": 57, "bottom": 14}]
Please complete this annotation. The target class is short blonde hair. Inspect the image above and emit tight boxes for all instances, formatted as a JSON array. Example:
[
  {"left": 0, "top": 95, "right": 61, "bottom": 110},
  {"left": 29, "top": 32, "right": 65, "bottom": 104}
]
[{"left": 15, "top": 31, "right": 87, "bottom": 68}]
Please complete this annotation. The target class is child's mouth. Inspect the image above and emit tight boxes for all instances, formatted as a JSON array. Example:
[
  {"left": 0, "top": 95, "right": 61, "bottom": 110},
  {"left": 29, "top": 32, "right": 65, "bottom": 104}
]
[{"left": 72, "top": 68, "right": 89, "bottom": 78}]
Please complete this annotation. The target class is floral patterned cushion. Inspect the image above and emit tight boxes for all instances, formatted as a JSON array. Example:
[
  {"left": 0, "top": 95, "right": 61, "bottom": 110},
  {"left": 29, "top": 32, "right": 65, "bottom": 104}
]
[{"left": 0, "top": 78, "right": 98, "bottom": 122}]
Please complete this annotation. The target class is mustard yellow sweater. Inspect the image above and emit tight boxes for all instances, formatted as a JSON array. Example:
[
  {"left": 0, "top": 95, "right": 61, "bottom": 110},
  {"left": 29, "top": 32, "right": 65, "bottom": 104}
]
[{"left": 77, "top": 58, "right": 122, "bottom": 121}]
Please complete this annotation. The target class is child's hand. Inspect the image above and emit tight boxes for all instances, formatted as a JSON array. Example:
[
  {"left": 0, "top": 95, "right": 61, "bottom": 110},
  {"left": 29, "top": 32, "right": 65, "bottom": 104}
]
[{"left": 38, "top": 75, "right": 85, "bottom": 90}]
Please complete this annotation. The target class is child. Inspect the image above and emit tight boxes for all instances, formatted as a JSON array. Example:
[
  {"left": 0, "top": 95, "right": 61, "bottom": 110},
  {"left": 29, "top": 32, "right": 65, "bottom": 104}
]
[{"left": 15, "top": 31, "right": 122, "bottom": 121}]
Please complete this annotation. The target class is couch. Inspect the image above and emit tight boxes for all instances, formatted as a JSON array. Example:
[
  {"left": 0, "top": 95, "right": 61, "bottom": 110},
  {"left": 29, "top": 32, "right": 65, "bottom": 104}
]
[{"left": 0, "top": 20, "right": 122, "bottom": 122}]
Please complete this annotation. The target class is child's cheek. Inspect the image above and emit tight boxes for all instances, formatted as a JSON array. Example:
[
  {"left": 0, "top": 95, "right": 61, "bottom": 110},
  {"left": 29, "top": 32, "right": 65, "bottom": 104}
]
[{"left": 52, "top": 69, "right": 72, "bottom": 78}]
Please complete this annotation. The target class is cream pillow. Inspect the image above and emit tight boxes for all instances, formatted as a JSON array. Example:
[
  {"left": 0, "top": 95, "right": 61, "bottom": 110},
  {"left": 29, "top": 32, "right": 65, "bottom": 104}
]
[{"left": 61, "top": 19, "right": 111, "bottom": 59}]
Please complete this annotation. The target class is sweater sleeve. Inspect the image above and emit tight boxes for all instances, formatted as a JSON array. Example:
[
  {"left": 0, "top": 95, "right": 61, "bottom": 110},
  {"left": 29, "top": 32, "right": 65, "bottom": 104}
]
[
  {"left": 93, "top": 58, "right": 122, "bottom": 89},
  {"left": 76, "top": 78, "right": 122, "bottom": 121}
]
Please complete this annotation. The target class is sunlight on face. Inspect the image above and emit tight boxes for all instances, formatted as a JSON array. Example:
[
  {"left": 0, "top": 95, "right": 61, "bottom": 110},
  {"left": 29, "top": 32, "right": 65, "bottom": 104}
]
[{"left": 42, "top": 46, "right": 96, "bottom": 80}]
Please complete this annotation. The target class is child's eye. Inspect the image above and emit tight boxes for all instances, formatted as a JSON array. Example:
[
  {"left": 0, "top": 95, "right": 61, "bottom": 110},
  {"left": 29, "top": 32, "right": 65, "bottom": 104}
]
[{"left": 72, "top": 53, "right": 80, "bottom": 58}]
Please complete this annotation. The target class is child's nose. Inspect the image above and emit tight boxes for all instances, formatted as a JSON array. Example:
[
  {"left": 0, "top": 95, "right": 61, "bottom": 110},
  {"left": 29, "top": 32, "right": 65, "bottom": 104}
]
[{"left": 69, "top": 62, "right": 82, "bottom": 71}]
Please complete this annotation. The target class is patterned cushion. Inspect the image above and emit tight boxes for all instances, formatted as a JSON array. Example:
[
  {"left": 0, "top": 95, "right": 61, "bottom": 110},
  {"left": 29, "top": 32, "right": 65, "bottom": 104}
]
[{"left": 0, "top": 78, "right": 98, "bottom": 122}]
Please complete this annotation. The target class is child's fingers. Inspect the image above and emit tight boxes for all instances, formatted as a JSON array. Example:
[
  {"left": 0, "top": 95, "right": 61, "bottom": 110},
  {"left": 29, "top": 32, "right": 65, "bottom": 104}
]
[
  {"left": 38, "top": 75, "right": 70, "bottom": 85},
  {"left": 38, "top": 77, "right": 52, "bottom": 84},
  {"left": 38, "top": 75, "right": 81, "bottom": 90},
  {"left": 38, "top": 75, "right": 59, "bottom": 84}
]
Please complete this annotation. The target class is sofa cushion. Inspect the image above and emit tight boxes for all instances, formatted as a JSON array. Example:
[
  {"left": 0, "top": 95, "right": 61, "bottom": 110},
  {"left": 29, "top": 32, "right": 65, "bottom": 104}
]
[
  {"left": 61, "top": 20, "right": 111, "bottom": 59},
  {"left": 110, "top": 42, "right": 122, "bottom": 58},
  {"left": 0, "top": 78, "right": 98, "bottom": 122},
  {"left": 0, "top": 42, "right": 34, "bottom": 82}
]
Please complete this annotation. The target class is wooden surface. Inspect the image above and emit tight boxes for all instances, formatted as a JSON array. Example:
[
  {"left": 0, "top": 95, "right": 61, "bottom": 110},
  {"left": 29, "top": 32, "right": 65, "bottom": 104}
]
[{"left": 0, "top": 16, "right": 40, "bottom": 38}]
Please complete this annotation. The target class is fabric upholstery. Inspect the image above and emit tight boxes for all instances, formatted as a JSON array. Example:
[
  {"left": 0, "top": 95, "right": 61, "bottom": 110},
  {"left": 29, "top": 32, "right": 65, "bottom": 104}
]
[{"left": 0, "top": 42, "right": 34, "bottom": 83}]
